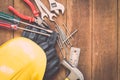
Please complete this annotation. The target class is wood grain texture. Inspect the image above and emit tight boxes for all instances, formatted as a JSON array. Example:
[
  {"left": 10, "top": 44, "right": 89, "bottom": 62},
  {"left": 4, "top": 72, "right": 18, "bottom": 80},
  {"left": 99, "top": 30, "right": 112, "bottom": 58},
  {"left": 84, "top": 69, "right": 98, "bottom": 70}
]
[
  {"left": 0, "top": 0, "right": 13, "bottom": 45},
  {"left": 67, "top": 0, "right": 92, "bottom": 80},
  {"left": 92, "top": 0, "right": 118, "bottom": 80},
  {"left": 0, "top": 0, "right": 119, "bottom": 80},
  {"left": 118, "top": 0, "right": 120, "bottom": 80}
]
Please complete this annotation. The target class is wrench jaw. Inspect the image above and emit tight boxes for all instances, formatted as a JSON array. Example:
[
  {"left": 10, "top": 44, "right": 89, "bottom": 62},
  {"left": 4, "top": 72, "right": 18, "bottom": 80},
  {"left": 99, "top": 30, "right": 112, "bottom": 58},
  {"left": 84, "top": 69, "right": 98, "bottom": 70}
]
[
  {"left": 49, "top": 13, "right": 57, "bottom": 22},
  {"left": 67, "top": 71, "right": 84, "bottom": 80},
  {"left": 50, "top": 2, "right": 65, "bottom": 15},
  {"left": 41, "top": 12, "right": 48, "bottom": 20},
  {"left": 54, "top": 10, "right": 59, "bottom": 15},
  {"left": 35, "top": 17, "right": 43, "bottom": 25}
]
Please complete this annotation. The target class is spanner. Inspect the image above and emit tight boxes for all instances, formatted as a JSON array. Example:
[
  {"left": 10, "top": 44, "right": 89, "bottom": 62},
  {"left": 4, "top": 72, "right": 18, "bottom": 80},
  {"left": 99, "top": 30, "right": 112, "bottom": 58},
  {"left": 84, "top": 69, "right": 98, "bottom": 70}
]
[
  {"left": 34, "top": 0, "right": 57, "bottom": 21},
  {"left": 34, "top": 0, "right": 48, "bottom": 20},
  {"left": 48, "top": 0, "right": 65, "bottom": 15}
]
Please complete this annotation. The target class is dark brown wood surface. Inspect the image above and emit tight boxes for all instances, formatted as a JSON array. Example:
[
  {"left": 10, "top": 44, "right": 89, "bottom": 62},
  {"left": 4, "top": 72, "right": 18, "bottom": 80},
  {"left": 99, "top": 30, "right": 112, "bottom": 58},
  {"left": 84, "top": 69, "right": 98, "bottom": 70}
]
[{"left": 0, "top": 0, "right": 119, "bottom": 80}]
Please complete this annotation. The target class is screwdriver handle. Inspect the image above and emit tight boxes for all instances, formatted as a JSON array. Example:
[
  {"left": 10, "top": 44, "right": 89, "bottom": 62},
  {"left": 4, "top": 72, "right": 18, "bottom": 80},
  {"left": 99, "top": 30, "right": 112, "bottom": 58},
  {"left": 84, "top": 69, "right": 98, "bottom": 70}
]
[
  {"left": 0, "top": 12, "right": 20, "bottom": 23},
  {"left": 24, "top": 0, "right": 39, "bottom": 17},
  {"left": 0, "top": 21, "right": 17, "bottom": 30},
  {"left": 8, "top": 6, "right": 35, "bottom": 22}
]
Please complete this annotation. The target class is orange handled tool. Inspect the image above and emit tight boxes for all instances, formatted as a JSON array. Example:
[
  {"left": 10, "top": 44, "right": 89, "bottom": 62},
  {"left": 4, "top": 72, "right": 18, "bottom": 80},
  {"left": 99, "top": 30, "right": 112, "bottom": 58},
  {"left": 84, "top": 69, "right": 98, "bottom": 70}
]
[
  {"left": 24, "top": 0, "right": 39, "bottom": 17},
  {"left": 8, "top": 6, "right": 35, "bottom": 23},
  {"left": 8, "top": 0, "right": 43, "bottom": 25}
]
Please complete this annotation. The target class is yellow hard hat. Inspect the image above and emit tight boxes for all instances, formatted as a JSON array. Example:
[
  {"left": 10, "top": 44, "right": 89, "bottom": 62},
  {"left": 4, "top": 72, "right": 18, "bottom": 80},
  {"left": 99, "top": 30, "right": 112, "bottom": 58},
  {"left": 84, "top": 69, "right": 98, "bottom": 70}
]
[{"left": 0, "top": 37, "right": 47, "bottom": 80}]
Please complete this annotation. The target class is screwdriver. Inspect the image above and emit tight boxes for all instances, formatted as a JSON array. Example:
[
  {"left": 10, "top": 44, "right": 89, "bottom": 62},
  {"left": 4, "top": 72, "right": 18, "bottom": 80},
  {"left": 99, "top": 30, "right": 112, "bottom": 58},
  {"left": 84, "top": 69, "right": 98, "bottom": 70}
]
[
  {"left": 0, "top": 20, "right": 50, "bottom": 37},
  {"left": 0, "top": 12, "right": 53, "bottom": 33}
]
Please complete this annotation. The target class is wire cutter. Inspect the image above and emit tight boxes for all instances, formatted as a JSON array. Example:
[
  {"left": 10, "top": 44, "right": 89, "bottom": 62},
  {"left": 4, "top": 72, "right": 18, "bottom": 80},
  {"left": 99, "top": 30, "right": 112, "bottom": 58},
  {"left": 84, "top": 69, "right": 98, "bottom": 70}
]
[{"left": 8, "top": 0, "right": 45, "bottom": 26}]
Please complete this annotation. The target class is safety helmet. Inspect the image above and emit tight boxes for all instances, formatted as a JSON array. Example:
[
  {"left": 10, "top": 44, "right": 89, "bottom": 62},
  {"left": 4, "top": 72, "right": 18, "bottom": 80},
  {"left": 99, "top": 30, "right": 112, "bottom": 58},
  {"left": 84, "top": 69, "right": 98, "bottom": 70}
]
[{"left": 0, "top": 37, "right": 47, "bottom": 80}]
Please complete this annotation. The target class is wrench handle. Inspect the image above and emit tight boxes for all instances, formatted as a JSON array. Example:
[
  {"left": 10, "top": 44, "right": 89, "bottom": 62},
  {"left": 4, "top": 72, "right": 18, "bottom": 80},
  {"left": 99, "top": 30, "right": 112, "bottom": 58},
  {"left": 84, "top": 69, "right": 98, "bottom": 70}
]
[
  {"left": 8, "top": 6, "right": 35, "bottom": 22},
  {"left": 24, "top": 0, "right": 39, "bottom": 17}
]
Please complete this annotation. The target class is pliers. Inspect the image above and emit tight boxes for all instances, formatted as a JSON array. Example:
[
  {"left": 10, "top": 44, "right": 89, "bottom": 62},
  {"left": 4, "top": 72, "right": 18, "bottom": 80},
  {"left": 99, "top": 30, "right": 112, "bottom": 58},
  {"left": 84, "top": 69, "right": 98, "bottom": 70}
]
[{"left": 8, "top": 0, "right": 45, "bottom": 26}]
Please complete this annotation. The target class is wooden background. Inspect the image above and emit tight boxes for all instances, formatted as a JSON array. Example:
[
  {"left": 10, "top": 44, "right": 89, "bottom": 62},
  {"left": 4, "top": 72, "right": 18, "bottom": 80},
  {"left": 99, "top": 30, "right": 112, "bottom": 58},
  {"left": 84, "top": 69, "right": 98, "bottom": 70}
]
[{"left": 0, "top": 0, "right": 119, "bottom": 80}]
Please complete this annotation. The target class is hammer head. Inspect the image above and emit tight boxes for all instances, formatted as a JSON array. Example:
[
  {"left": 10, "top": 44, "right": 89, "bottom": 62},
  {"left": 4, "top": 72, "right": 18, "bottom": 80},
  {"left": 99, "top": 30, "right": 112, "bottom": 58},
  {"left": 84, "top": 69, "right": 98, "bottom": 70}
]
[
  {"left": 61, "top": 60, "right": 84, "bottom": 80},
  {"left": 67, "top": 68, "right": 84, "bottom": 80}
]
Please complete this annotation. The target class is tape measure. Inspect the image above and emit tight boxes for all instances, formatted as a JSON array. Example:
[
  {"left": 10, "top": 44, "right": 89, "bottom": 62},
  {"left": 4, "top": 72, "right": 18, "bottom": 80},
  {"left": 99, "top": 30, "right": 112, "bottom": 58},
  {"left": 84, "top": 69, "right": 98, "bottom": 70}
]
[{"left": 69, "top": 47, "right": 80, "bottom": 67}]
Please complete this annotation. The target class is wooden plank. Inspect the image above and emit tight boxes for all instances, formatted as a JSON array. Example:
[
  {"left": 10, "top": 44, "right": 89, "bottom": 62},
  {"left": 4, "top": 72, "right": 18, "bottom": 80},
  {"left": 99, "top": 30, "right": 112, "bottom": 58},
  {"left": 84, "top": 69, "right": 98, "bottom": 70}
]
[
  {"left": 14, "top": 0, "right": 33, "bottom": 37},
  {"left": 92, "top": 0, "right": 118, "bottom": 80},
  {"left": 0, "top": 0, "right": 14, "bottom": 45},
  {"left": 67, "top": 0, "right": 92, "bottom": 80},
  {"left": 118, "top": 0, "right": 120, "bottom": 80}
]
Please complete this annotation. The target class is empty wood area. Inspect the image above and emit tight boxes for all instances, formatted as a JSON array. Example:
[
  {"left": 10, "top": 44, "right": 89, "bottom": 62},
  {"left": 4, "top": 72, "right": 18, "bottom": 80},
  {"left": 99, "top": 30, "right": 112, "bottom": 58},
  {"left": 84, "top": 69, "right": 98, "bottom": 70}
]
[{"left": 0, "top": 0, "right": 120, "bottom": 80}]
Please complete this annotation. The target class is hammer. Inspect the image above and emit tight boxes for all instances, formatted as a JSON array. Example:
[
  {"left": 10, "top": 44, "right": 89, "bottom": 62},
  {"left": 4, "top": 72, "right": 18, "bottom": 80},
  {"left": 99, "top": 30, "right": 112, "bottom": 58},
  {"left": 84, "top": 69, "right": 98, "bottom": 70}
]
[{"left": 61, "top": 60, "right": 84, "bottom": 80}]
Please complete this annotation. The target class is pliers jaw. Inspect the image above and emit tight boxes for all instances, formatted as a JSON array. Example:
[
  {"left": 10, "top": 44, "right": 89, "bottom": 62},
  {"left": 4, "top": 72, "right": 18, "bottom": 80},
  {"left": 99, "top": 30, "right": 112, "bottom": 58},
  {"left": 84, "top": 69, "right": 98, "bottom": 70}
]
[{"left": 35, "top": 17, "right": 43, "bottom": 25}]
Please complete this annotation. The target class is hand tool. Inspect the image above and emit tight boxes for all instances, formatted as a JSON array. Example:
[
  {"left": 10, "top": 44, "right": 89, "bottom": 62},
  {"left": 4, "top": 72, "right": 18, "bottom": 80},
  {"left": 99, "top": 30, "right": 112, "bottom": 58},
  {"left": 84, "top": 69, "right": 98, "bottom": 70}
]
[
  {"left": 34, "top": 0, "right": 57, "bottom": 21},
  {"left": 63, "top": 23, "right": 74, "bottom": 40},
  {"left": 27, "top": 27, "right": 39, "bottom": 41},
  {"left": 48, "top": 0, "right": 65, "bottom": 15},
  {"left": 55, "top": 23, "right": 72, "bottom": 47},
  {"left": 0, "top": 12, "right": 53, "bottom": 33},
  {"left": 22, "top": 26, "right": 32, "bottom": 37},
  {"left": 35, "top": 30, "right": 48, "bottom": 43},
  {"left": 69, "top": 47, "right": 81, "bottom": 67},
  {"left": 61, "top": 60, "right": 84, "bottom": 80},
  {"left": 34, "top": 0, "right": 48, "bottom": 20},
  {"left": 0, "top": 20, "right": 50, "bottom": 36},
  {"left": 8, "top": 0, "right": 44, "bottom": 26},
  {"left": 62, "top": 29, "right": 78, "bottom": 44}
]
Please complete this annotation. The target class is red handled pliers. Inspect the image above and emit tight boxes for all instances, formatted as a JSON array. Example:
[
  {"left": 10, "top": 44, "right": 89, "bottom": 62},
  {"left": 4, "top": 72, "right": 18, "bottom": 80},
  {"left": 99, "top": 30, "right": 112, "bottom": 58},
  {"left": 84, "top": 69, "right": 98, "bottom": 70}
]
[{"left": 8, "top": 0, "right": 43, "bottom": 26}]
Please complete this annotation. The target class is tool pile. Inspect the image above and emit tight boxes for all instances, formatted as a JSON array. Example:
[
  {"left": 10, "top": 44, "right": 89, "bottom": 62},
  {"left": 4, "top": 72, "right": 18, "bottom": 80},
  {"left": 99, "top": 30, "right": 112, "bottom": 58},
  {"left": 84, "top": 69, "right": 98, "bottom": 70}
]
[{"left": 0, "top": 0, "right": 84, "bottom": 80}]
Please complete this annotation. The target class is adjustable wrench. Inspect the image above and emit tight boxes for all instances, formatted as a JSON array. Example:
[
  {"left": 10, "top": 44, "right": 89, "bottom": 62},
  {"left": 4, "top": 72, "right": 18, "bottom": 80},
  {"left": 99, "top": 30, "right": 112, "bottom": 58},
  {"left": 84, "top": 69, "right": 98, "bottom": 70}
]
[
  {"left": 48, "top": 0, "right": 65, "bottom": 15},
  {"left": 34, "top": 0, "right": 48, "bottom": 20},
  {"left": 34, "top": 0, "right": 57, "bottom": 21}
]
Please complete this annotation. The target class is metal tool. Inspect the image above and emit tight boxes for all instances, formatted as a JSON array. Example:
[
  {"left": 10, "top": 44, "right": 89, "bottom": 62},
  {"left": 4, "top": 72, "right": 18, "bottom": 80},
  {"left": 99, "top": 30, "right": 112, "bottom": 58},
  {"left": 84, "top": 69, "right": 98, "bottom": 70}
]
[
  {"left": 34, "top": 0, "right": 57, "bottom": 21},
  {"left": 8, "top": 0, "right": 45, "bottom": 26},
  {"left": 63, "top": 23, "right": 73, "bottom": 40},
  {"left": 0, "top": 20, "right": 50, "bottom": 36},
  {"left": 61, "top": 60, "right": 84, "bottom": 80},
  {"left": 48, "top": 0, "right": 65, "bottom": 15},
  {"left": 69, "top": 47, "right": 80, "bottom": 67},
  {"left": 34, "top": 0, "right": 48, "bottom": 20},
  {"left": 55, "top": 23, "right": 72, "bottom": 47},
  {"left": 63, "top": 29, "right": 78, "bottom": 44},
  {"left": 0, "top": 12, "right": 53, "bottom": 33}
]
